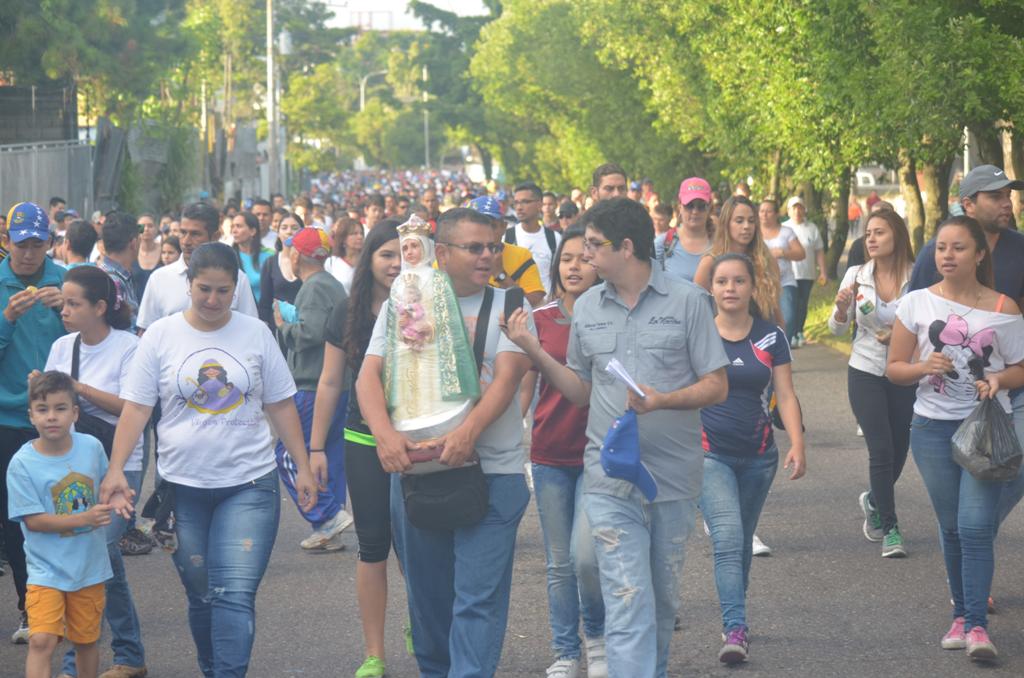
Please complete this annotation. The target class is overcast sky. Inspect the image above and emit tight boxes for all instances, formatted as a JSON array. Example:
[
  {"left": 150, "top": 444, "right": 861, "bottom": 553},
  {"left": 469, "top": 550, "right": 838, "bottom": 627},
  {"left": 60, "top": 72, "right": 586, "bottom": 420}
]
[{"left": 325, "top": 0, "right": 489, "bottom": 31}]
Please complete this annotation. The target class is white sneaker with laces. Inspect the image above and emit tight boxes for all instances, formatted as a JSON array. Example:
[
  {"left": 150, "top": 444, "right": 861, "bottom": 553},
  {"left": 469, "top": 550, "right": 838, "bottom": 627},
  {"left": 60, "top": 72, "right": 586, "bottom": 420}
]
[
  {"left": 11, "top": 612, "right": 28, "bottom": 644},
  {"left": 585, "top": 636, "right": 608, "bottom": 678},
  {"left": 546, "top": 657, "right": 580, "bottom": 678},
  {"left": 300, "top": 508, "right": 354, "bottom": 550},
  {"left": 752, "top": 534, "right": 771, "bottom": 557}
]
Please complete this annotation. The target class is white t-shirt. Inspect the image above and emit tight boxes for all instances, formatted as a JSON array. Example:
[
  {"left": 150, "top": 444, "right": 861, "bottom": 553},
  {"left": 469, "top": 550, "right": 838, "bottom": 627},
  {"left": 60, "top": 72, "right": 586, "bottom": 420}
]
[
  {"left": 324, "top": 256, "right": 354, "bottom": 294},
  {"left": 45, "top": 330, "right": 145, "bottom": 471},
  {"left": 120, "top": 312, "right": 297, "bottom": 488},
  {"left": 896, "top": 289, "right": 1024, "bottom": 420},
  {"left": 511, "top": 224, "right": 562, "bottom": 294},
  {"left": 764, "top": 225, "right": 799, "bottom": 288},
  {"left": 135, "top": 257, "right": 259, "bottom": 331},
  {"left": 366, "top": 286, "right": 535, "bottom": 475},
  {"left": 784, "top": 219, "right": 823, "bottom": 280}
]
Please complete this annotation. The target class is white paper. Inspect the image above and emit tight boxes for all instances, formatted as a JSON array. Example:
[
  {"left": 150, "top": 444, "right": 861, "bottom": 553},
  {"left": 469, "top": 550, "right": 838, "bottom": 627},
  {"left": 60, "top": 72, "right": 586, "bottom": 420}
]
[{"left": 605, "top": 357, "right": 646, "bottom": 398}]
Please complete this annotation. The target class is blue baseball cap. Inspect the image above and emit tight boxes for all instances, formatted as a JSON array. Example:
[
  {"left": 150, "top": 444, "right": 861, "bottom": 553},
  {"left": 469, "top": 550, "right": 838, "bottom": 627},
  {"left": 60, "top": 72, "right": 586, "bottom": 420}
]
[
  {"left": 6, "top": 202, "right": 51, "bottom": 243},
  {"left": 600, "top": 409, "right": 658, "bottom": 501},
  {"left": 467, "top": 196, "right": 503, "bottom": 220}
]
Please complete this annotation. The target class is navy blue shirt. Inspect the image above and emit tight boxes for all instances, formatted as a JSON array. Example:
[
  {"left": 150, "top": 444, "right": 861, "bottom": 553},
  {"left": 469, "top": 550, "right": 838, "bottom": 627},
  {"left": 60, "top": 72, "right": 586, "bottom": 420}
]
[
  {"left": 909, "top": 228, "right": 1024, "bottom": 301},
  {"left": 701, "top": 318, "right": 791, "bottom": 457}
]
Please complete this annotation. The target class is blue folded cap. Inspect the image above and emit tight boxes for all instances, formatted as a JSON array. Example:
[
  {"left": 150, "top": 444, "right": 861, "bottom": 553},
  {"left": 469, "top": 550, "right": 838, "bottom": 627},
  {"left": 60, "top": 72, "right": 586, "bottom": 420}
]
[
  {"left": 466, "top": 195, "right": 503, "bottom": 220},
  {"left": 600, "top": 409, "right": 658, "bottom": 501}
]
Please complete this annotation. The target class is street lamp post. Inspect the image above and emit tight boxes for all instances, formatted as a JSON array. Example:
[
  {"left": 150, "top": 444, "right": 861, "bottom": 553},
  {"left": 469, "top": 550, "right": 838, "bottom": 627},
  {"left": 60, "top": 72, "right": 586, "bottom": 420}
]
[
  {"left": 359, "top": 70, "right": 389, "bottom": 112},
  {"left": 422, "top": 65, "right": 429, "bottom": 169},
  {"left": 266, "top": 0, "right": 277, "bottom": 196}
]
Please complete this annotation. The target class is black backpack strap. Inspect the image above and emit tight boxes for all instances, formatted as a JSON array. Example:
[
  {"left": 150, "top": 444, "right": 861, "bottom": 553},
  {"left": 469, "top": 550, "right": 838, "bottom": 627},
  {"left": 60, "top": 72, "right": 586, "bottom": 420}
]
[
  {"left": 503, "top": 226, "right": 516, "bottom": 245},
  {"left": 544, "top": 227, "right": 557, "bottom": 253},
  {"left": 473, "top": 286, "right": 494, "bottom": 372},
  {"left": 71, "top": 334, "right": 82, "bottom": 380},
  {"left": 509, "top": 258, "right": 536, "bottom": 282}
]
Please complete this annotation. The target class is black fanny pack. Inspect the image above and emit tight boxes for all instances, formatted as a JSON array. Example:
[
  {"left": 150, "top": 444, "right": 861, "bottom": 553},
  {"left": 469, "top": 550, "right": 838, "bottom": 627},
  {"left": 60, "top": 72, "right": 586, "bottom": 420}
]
[{"left": 400, "top": 286, "right": 495, "bottom": 531}]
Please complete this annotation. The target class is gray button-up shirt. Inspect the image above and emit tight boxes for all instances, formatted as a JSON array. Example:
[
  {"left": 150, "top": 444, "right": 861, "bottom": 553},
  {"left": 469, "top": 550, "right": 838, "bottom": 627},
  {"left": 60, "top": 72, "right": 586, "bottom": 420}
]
[{"left": 568, "top": 265, "right": 729, "bottom": 502}]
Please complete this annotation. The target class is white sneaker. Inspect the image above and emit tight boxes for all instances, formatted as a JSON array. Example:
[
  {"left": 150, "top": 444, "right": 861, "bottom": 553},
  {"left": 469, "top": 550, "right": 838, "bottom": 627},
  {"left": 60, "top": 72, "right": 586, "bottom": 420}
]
[
  {"left": 11, "top": 612, "right": 28, "bottom": 644},
  {"left": 300, "top": 508, "right": 353, "bottom": 550},
  {"left": 752, "top": 534, "right": 771, "bottom": 557},
  {"left": 585, "top": 636, "right": 608, "bottom": 678},
  {"left": 546, "top": 657, "right": 580, "bottom": 678}
]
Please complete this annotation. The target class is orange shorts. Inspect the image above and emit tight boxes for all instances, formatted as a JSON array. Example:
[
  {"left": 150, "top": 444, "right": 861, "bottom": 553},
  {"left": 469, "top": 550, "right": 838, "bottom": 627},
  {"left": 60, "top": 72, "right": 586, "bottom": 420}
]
[{"left": 25, "top": 583, "right": 105, "bottom": 644}]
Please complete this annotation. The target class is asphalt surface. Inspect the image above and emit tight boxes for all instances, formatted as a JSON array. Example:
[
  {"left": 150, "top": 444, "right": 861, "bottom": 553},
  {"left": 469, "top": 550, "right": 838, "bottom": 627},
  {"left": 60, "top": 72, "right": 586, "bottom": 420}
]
[{"left": 2, "top": 343, "right": 1024, "bottom": 677}]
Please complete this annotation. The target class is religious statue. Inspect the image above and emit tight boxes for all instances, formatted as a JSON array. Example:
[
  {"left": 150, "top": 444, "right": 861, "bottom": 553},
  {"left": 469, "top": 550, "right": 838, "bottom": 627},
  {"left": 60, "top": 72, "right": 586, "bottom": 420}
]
[{"left": 383, "top": 216, "right": 480, "bottom": 468}]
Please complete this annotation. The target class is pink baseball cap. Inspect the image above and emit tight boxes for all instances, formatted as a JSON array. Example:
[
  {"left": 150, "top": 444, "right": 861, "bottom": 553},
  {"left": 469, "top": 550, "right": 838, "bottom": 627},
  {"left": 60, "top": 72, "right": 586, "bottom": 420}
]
[{"left": 677, "top": 177, "right": 712, "bottom": 206}]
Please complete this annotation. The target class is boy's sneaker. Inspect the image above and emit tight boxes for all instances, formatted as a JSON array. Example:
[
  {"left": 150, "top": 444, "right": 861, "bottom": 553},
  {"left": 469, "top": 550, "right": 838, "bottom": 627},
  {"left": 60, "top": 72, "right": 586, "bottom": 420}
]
[
  {"left": 354, "top": 655, "right": 386, "bottom": 678},
  {"left": 120, "top": 527, "right": 154, "bottom": 556},
  {"left": 719, "top": 627, "right": 749, "bottom": 664},
  {"left": 752, "top": 534, "right": 771, "bottom": 556},
  {"left": 881, "top": 526, "right": 907, "bottom": 558},
  {"left": 545, "top": 657, "right": 580, "bottom": 678},
  {"left": 152, "top": 528, "right": 177, "bottom": 554},
  {"left": 300, "top": 509, "right": 353, "bottom": 550},
  {"left": 966, "top": 626, "right": 997, "bottom": 660},
  {"left": 941, "top": 617, "right": 966, "bottom": 650},
  {"left": 11, "top": 611, "right": 28, "bottom": 644},
  {"left": 99, "top": 665, "right": 149, "bottom": 678},
  {"left": 859, "top": 491, "right": 884, "bottom": 542},
  {"left": 585, "top": 636, "right": 608, "bottom": 678}
]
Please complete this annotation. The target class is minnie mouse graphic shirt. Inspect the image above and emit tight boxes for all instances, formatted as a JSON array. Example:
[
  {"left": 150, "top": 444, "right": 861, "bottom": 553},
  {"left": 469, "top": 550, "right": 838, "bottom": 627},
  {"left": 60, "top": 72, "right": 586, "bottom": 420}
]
[{"left": 896, "top": 289, "right": 1024, "bottom": 420}]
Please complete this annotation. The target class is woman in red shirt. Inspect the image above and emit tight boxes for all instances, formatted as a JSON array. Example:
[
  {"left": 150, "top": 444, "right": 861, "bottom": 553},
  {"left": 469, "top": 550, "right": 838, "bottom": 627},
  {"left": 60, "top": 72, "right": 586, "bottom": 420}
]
[{"left": 521, "top": 225, "right": 607, "bottom": 678}]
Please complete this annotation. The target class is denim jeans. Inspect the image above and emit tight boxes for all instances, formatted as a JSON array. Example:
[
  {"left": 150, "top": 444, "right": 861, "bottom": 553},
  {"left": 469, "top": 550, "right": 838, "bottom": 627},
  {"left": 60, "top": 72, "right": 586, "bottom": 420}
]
[
  {"left": 532, "top": 463, "right": 605, "bottom": 659},
  {"left": 995, "top": 390, "right": 1024, "bottom": 526},
  {"left": 61, "top": 470, "right": 146, "bottom": 676},
  {"left": 583, "top": 489, "right": 697, "bottom": 678},
  {"left": 700, "top": 449, "right": 778, "bottom": 633},
  {"left": 780, "top": 284, "right": 798, "bottom": 341},
  {"left": 911, "top": 415, "right": 1003, "bottom": 630},
  {"left": 390, "top": 472, "right": 530, "bottom": 678},
  {"left": 172, "top": 469, "right": 280, "bottom": 677}
]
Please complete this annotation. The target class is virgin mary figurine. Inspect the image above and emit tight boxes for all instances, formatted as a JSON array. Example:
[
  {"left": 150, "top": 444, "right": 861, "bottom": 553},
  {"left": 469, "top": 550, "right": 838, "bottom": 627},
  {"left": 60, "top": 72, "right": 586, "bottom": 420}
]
[{"left": 383, "top": 215, "right": 480, "bottom": 454}]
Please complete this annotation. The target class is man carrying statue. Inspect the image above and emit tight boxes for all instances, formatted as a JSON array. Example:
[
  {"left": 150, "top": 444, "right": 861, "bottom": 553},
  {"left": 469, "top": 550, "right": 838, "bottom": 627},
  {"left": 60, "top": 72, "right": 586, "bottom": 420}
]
[{"left": 356, "top": 209, "right": 535, "bottom": 678}]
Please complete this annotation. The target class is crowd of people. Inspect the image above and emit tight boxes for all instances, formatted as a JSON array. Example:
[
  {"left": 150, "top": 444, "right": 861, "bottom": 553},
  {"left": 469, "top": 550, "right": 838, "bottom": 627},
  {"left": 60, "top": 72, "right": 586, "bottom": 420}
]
[{"left": 0, "top": 160, "right": 1023, "bottom": 678}]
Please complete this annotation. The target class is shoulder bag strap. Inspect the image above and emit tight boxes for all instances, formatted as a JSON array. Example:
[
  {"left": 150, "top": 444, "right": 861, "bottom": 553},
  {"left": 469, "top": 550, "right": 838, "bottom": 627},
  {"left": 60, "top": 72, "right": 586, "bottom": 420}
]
[
  {"left": 473, "top": 286, "right": 494, "bottom": 373},
  {"left": 71, "top": 334, "right": 82, "bottom": 381}
]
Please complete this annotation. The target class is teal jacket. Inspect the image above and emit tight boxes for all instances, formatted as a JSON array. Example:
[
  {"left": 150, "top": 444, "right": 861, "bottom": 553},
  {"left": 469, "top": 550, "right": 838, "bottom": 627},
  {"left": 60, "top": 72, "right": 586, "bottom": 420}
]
[{"left": 0, "top": 257, "right": 66, "bottom": 429}]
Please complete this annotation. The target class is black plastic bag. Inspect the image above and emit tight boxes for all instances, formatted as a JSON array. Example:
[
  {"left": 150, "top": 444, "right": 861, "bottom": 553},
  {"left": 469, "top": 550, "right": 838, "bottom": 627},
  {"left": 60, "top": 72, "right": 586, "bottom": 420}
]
[{"left": 952, "top": 399, "right": 1023, "bottom": 482}]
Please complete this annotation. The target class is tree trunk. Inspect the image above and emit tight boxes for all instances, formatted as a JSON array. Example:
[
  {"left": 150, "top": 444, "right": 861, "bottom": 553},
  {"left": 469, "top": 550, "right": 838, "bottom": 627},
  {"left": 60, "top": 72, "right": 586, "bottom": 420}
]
[
  {"left": 479, "top": 144, "right": 493, "bottom": 181},
  {"left": 826, "top": 167, "right": 852, "bottom": 279},
  {"left": 1000, "top": 122, "right": 1023, "bottom": 223},
  {"left": 798, "top": 180, "right": 827, "bottom": 250},
  {"left": 768, "top": 149, "right": 782, "bottom": 200},
  {"left": 898, "top": 149, "right": 926, "bottom": 251},
  {"left": 920, "top": 158, "right": 952, "bottom": 243}
]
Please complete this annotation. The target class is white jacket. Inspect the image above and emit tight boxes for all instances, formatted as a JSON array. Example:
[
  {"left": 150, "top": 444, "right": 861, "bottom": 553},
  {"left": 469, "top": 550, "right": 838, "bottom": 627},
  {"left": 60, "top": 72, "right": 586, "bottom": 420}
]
[{"left": 828, "top": 260, "right": 910, "bottom": 376}]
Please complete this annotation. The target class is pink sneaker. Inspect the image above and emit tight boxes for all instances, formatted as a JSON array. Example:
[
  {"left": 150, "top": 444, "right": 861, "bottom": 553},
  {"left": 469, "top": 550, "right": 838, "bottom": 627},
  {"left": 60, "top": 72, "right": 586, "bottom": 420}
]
[
  {"left": 966, "top": 626, "right": 997, "bottom": 660},
  {"left": 940, "top": 617, "right": 966, "bottom": 650}
]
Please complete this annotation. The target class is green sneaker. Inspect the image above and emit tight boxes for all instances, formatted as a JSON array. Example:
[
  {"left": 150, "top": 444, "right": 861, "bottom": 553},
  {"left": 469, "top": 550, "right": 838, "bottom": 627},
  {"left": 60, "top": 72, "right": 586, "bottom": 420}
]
[
  {"left": 355, "top": 655, "right": 386, "bottom": 677},
  {"left": 404, "top": 623, "right": 414, "bottom": 657},
  {"left": 859, "top": 491, "right": 884, "bottom": 542},
  {"left": 882, "top": 525, "right": 907, "bottom": 558}
]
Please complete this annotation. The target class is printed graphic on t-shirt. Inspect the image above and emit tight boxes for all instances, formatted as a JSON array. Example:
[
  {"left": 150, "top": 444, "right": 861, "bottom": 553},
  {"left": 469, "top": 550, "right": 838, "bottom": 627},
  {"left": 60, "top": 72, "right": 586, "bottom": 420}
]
[
  {"left": 50, "top": 472, "right": 95, "bottom": 537},
  {"left": 176, "top": 350, "right": 250, "bottom": 415},
  {"left": 926, "top": 313, "right": 994, "bottom": 402}
]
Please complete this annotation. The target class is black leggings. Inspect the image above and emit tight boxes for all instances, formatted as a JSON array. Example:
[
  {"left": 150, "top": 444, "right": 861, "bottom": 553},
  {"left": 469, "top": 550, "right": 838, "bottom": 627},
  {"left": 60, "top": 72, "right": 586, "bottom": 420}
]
[
  {"left": 847, "top": 366, "right": 917, "bottom": 532},
  {"left": 0, "top": 426, "right": 35, "bottom": 611},
  {"left": 344, "top": 435, "right": 392, "bottom": 563}
]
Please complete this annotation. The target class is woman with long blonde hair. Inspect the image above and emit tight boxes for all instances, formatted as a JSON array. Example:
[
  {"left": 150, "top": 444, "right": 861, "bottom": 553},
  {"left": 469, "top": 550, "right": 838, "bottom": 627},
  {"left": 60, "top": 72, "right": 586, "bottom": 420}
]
[{"left": 695, "top": 196, "right": 783, "bottom": 325}]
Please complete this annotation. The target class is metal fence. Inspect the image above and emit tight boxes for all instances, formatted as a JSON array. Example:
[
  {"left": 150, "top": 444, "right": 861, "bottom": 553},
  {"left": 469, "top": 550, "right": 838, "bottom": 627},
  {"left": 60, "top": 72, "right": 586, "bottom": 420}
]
[{"left": 0, "top": 140, "right": 92, "bottom": 218}]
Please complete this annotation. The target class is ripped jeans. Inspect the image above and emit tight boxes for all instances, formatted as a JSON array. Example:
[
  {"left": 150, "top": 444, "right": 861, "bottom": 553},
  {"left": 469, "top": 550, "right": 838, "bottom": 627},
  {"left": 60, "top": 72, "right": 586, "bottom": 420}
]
[
  {"left": 584, "top": 489, "right": 697, "bottom": 678},
  {"left": 172, "top": 469, "right": 280, "bottom": 678}
]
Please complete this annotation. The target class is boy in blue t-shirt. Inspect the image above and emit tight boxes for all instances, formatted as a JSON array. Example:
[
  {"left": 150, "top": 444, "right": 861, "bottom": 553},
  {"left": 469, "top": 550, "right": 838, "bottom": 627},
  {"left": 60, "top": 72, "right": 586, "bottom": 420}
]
[{"left": 6, "top": 371, "right": 133, "bottom": 678}]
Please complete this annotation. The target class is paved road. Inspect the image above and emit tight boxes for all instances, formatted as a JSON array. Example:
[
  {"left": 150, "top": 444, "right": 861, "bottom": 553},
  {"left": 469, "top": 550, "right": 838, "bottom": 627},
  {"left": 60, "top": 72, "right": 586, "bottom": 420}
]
[{"left": 2, "top": 343, "right": 1024, "bottom": 677}]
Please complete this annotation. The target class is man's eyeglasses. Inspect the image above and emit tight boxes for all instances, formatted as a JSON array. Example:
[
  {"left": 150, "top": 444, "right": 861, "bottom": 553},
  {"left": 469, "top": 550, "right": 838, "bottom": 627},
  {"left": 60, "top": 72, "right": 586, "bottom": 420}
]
[
  {"left": 682, "top": 201, "right": 709, "bottom": 212},
  {"left": 441, "top": 241, "right": 504, "bottom": 255},
  {"left": 582, "top": 238, "right": 613, "bottom": 252}
]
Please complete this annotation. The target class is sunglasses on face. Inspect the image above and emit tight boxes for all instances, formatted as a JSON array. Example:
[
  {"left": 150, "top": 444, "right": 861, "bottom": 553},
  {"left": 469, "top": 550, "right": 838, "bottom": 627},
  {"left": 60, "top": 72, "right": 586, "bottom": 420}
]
[
  {"left": 682, "top": 201, "right": 709, "bottom": 212},
  {"left": 442, "top": 241, "right": 503, "bottom": 255}
]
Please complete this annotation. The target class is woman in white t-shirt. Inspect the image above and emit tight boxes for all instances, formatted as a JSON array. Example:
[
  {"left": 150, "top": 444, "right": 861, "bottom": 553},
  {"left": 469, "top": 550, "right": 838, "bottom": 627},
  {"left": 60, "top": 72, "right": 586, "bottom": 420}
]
[
  {"left": 324, "top": 216, "right": 363, "bottom": 293},
  {"left": 887, "top": 216, "right": 1024, "bottom": 661},
  {"left": 37, "top": 265, "right": 148, "bottom": 676},
  {"left": 99, "top": 242, "right": 318, "bottom": 677}
]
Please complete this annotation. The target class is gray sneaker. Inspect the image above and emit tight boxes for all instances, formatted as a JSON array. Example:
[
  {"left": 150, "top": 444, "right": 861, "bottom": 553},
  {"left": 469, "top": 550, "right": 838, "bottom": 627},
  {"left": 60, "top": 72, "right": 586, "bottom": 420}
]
[
  {"left": 859, "top": 491, "right": 884, "bottom": 542},
  {"left": 300, "top": 509, "right": 353, "bottom": 550}
]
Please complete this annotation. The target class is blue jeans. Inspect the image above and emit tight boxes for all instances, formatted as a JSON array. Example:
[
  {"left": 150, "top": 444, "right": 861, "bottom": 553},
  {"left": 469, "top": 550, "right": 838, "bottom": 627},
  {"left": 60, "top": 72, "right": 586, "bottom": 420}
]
[
  {"left": 583, "top": 489, "right": 697, "bottom": 678},
  {"left": 700, "top": 449, "right": 779, "bottom": 633},
  {"left": 61, "top": 470, "right": 146, "bottom": 676},
  {"left": 172, "top": 469, "right": 280, "bottom": 677},
  {"left": 995, "top": 390, "right": 1024, "bottom": 525},
  {"left": 390, "top": 472, "right": 530, "bottom": 678},
  {"left": 532, "top": 463, "right": 605, "bottom": 659},
  {"left": 780, "top": 285, "right": 798, "bottom": 341},
  {"left": 911, "top": 415, "right": 1003, "bottom": 630},
  {"left": 275, "top": 390, "right": 347, "bottom": 528}
]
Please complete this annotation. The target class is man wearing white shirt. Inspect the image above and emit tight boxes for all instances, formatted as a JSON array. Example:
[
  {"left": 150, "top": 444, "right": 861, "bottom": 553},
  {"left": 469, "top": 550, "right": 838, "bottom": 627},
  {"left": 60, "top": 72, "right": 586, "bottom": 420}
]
[
  {"left": 506, "top": 181, "right": 562, "bottom": 294},
  {"left": 782, "top": 196, "right": 826, "bottom": 348},
  {"left": 136, "top": 202, "right": 258, "bottom": 333}
]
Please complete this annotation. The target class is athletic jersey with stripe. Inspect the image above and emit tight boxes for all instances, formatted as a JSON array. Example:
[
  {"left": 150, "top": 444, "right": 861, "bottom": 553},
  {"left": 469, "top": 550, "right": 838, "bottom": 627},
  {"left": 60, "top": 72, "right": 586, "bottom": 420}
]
[{"left": 701, "top": 317, "right": 791, "bottom": 457}]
